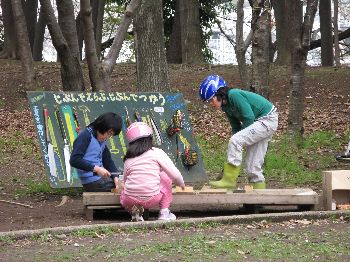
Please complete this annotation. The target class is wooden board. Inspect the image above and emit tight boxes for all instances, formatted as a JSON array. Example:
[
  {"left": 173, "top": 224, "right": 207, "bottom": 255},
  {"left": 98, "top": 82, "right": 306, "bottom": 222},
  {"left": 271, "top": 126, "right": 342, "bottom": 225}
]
[
  {"left": 199, "top": 186, "right": 227, "bottom": 194},
  {"left": 83, "top": 188, "right": 319, "bottom": 207},
  {"left": 175, "top": 186, "right": 194, "bottom": 194}
]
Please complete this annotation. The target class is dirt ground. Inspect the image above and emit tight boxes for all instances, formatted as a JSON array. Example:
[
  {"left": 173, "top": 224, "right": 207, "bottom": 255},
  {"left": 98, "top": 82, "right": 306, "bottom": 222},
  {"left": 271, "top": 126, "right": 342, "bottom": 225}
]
[{"left": 0, "top": 60, "right": 349, "bottom": 233}]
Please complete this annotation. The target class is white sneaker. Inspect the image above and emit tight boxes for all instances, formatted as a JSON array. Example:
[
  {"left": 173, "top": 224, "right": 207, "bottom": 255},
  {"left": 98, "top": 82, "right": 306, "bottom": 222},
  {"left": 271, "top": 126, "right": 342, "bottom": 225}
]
[
  {"left": 131, "top": 205, "right": 144, "bottom": 222},
  {"left": 158, "top": 208, "right": 176, "bottom": 221}
]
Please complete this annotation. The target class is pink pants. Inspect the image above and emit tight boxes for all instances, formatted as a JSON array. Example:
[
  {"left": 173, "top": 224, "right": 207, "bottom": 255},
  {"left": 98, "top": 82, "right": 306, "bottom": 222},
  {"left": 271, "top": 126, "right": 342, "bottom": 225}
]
[{"left": 120, "top": 172, "right": 173, "bottom": 213}]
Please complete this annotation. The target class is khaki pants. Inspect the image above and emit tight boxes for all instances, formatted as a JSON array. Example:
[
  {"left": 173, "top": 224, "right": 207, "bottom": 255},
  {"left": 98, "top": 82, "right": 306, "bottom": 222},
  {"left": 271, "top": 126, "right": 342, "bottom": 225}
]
[{"left": 227, "top": 111, "right": 278, "bottom": 183}]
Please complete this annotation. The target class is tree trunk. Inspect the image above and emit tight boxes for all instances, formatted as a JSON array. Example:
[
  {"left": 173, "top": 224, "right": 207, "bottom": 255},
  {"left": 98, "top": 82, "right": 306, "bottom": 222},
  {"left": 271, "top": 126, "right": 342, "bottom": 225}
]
[
  {"left": 24, "top": 0, "right": 38, "bottom": 52},
  {"left": 271, "top": 0, "right": 291, "bottom": 65},
  {"left": 333, "top": 0, "right": 341, "bottom": 66},
  {"left": 0, "top": 0, "right": 17, "bottom": 59},
  {"left": 250, "top": 0, "right": 271, "bottom": 99},
  {"left": 56, "top": 0, "right": 80, "bottom": 59},
  {"left": 288, "top": 0, "right": 318, "bottom": 135},
  {"left": 179, "top": 0, "right": 203, "bottom": 63},
  {"left": 11, "top": 0, "right": 35, "bottom": 89},
  {"left": 134, "top": 0, "right": 170, "bottom": 91},
  {"left": 235, "top": 0, "right": 251, "bottom": 89},
  {"left": 319, "top": 0, "right": 333, "bottom": 66},
  {"left": 33, "top": 6, "right": 46, "bottom": 61},
  {"left": 40, "top": 0, "right": 85, "bottom": 91},
  {"left": 166, "top": 0, "right": 182, "bottom": 64},
  {"left": 76, "top": 11, "right": 84, "bottom": 61},
  {"left": 91, "top": 0, "right": 105, "bottom": 59},
  {"left": 81, "top": 0, "right": 104, "bottom": 91}
]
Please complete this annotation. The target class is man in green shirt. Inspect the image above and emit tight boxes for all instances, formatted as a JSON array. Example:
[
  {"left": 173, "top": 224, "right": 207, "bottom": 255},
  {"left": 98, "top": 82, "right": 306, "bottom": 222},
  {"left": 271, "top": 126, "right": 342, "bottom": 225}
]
[{"left": 199, "top": 75, "right": 278, "bottom": 189}]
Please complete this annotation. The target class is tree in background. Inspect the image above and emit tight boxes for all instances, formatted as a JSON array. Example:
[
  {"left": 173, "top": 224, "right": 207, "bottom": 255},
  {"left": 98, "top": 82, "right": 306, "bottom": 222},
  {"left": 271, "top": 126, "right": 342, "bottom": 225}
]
[
  {"left": 81, "top": 0, "right": 141, "bottom": 91},
  {"left": 33, "top": 6, "right": 46, "bottom": 61},
  {"left": 40, "top": 0, "right": 85, "bottom": 91},
  {"left": 57, "top": 0, "right": 80, "bottom": 60},
  {"left": 134, "top": 0, "right": 170, "bottom": 91},
  {"left": 179, "top": 0, "right": 204, "bottom": 63},
  {"left": 288, "top": 0, "right": 318, "bottom": 136},
  {"left": 165, "top": 0, "right": 219, "bottom": 63},
  {"left": 11, "top": 0, "right": 35, "bottom": 89},
  {"left": 249, "top": 0, "right": 271, "bottom": 98},
  {"left": 271, "top": 0, "right": 292, "bottom": 65},
  {"left": 333, "top": 0, "right": 341, "bottom": 66},
  {"left": 319, "top": 0, "right": 333, "bottom": 66},
  {"left": 0, "top": 0, "right": 17, "bottom": 59},
  {"left": 90, "top": 0, "right": 106, "bottom": 59},
  {"left": 235, "top": 0, "right": 253, "bottom": 89},
  {"left": 24, "top": 0, "right": 38, "bottom": 53}
]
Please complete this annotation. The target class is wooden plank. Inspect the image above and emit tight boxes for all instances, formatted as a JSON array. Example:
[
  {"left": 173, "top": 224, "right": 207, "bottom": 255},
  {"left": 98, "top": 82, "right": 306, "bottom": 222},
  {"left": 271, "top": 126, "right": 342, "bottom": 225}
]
[
  {"left": 175, "top": 186, "right": 195, "bottom": 194},
  {"left": 83, "top": 188, "right": 318, "bottom": 206},
  {"left": 199, "top": 186, "right": 227, "bottom": 194},
  {"left": 172, "top": 191, "right": 318, "bottom": 206},
  {"left": 86, "top": 205, "right": 121, "bottom": 210},
  {"left": 83, "top": 192, "right": 120, "bottom": 205}
]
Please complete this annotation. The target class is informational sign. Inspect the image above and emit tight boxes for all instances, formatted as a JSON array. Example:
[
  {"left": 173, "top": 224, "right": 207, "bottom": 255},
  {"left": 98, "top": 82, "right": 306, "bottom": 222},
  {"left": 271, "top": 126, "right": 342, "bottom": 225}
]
[{"left": 27, "top": 92, "right": 208, "bottom": 188}]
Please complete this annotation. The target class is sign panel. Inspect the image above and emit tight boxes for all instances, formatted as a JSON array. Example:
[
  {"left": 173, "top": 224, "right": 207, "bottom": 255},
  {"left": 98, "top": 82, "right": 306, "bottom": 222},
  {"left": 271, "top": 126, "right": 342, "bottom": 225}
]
[{"left": 27, "top": 92, "right": 207, "bottom": 188}]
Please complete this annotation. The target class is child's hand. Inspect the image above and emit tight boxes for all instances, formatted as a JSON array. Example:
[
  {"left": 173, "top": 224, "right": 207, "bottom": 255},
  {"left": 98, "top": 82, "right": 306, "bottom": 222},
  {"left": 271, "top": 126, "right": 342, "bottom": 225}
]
[
  {"left": 93, "top": 166, "right": 111, "bottom": 178},
  {"left": 180, "top": 184, "right": 185, "bottom": 190},
  {"left": 113, "top": 177, "right": 119, "bottom": 189}
]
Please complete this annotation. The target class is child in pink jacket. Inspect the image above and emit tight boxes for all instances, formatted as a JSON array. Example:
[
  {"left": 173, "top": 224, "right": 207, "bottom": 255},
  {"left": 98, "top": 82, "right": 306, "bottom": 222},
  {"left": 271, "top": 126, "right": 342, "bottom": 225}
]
[{"left": 120, "top": 122, "right": 185, "bottom": 222}]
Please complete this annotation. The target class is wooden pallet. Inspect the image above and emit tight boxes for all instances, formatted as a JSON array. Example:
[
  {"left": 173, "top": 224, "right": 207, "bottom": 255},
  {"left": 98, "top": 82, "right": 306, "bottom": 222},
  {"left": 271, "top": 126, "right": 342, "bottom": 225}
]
[{"left": 83, "top": 188, "right": 319, "bottom": 220}]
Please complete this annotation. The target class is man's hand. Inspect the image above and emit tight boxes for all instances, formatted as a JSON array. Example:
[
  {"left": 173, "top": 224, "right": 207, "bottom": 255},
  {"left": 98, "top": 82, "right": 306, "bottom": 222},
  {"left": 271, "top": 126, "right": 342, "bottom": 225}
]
[{"left": 93, "top": 166, "right": 111, "bottom": 178}]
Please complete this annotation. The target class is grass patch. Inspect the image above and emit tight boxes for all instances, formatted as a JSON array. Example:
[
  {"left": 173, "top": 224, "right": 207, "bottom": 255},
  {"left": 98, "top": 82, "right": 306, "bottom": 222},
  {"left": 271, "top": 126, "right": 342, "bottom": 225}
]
[
  {"left": 71, "top": 226, "right": 118, "bottom": 238},
  {"left": 0, "top": 131, "right": 38, "bottom": 163},
  {"left": 84, "top": 228, "right": 350, "bottom": 261},
  {"left": 15, "top": 180, "right": 83, "bottom": 197},
  {"left": 197, "top": 130, "right": 346, "bottom": 187},
  {"left": 196, "top": 134, "right": 227, "bottom": 173}
]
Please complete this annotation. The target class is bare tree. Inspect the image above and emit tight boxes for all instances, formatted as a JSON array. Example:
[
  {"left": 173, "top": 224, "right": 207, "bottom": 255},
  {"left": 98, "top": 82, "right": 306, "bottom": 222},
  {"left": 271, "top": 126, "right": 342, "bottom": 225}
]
[
  {"left": 57, "top": 0, "right": 80, "bottom": 59},
  {"left": 333, "top": 0, "right": 341, "bottom": 66},
  {"left": 11, "top": 0, "right": 35, "bottom": 89},
  {"left": 179, "top": 0, "right": 204, "bottom": 63},
  {"left": 81, "top": 0, "right": 141, "bottom": 91},
  {"left": 320, "top": 0, "right": 333, "bottom": 66},
  {"left": 166, "top": 0, "right": 182, "bottom": 64},
  {"left": 134, "top": 0, "right": 170, "bottom": 91},
  {"left": 288, "top": 0, "right": 319, "bottom": 135},
  {"left": 235, "top": 0, "right": 252, "bottom": 89},
  {"left": 33, "top": 6, "right": 46, "bottom": 61},
  {"left": 24, "top": 0, "right": 38, "bottom": 52},
  {"left": 40, "top": 0, "right": 85, "bottom": 91},
  {"left": 271, "top": 0, "right": 292, "bottom": 65},
  {"left": 91, "top": 0, "right": 105, "bottom": 59},
  {"left": 0, "top": 0, "right": 17, "bottom": 59},
  {"left": 249, "top": 0, "right": 271, "bottom": 98}
]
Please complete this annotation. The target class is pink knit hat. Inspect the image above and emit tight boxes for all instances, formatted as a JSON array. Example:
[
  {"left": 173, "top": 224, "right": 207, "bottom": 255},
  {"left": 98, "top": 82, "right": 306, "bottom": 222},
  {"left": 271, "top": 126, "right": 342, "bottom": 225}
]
[{"left": 126, "top": 122, "right": 153, "bottom": 143}]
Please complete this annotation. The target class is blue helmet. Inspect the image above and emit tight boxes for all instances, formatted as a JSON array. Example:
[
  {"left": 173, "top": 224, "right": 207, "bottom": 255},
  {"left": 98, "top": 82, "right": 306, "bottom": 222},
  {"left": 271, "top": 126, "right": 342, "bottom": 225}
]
[{"left": 199, "top": 75, "right": 227, "bottom": 102}]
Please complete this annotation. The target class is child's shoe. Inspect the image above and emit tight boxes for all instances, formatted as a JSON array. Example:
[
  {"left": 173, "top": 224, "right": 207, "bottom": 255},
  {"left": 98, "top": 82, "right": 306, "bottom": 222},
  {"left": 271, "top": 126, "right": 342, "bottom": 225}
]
[
  {"left": 158, "top": 208, "right": 176, "bottom": 221},
  {"left": 131, "top": 205, "right": 144, "bottom": 222}
]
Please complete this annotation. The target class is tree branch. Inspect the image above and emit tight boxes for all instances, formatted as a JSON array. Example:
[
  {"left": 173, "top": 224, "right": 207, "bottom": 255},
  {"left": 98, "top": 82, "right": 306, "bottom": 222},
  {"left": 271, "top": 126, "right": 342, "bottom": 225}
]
[
  {"left": 215, "top": 19, "right": 235, "bottom": 46},
  {"left": 309, "top": 27, "right": 350, "bottom": 50}
]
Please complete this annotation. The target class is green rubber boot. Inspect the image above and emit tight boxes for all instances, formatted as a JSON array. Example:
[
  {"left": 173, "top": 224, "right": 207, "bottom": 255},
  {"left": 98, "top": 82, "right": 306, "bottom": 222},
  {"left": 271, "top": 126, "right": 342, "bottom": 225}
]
[
  {"left": 209, "top": 163, "right": 240, "bottom": 189},
  {"left": 251, "top": 181, "right": 266, "bottom": 189}
]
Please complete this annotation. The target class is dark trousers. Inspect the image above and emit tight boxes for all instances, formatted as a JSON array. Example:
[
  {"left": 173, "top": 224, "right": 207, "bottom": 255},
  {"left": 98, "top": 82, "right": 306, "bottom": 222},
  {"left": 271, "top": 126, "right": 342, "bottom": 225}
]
[{"left": 82, "top": 177, "right": 115, "bottom": 192}]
